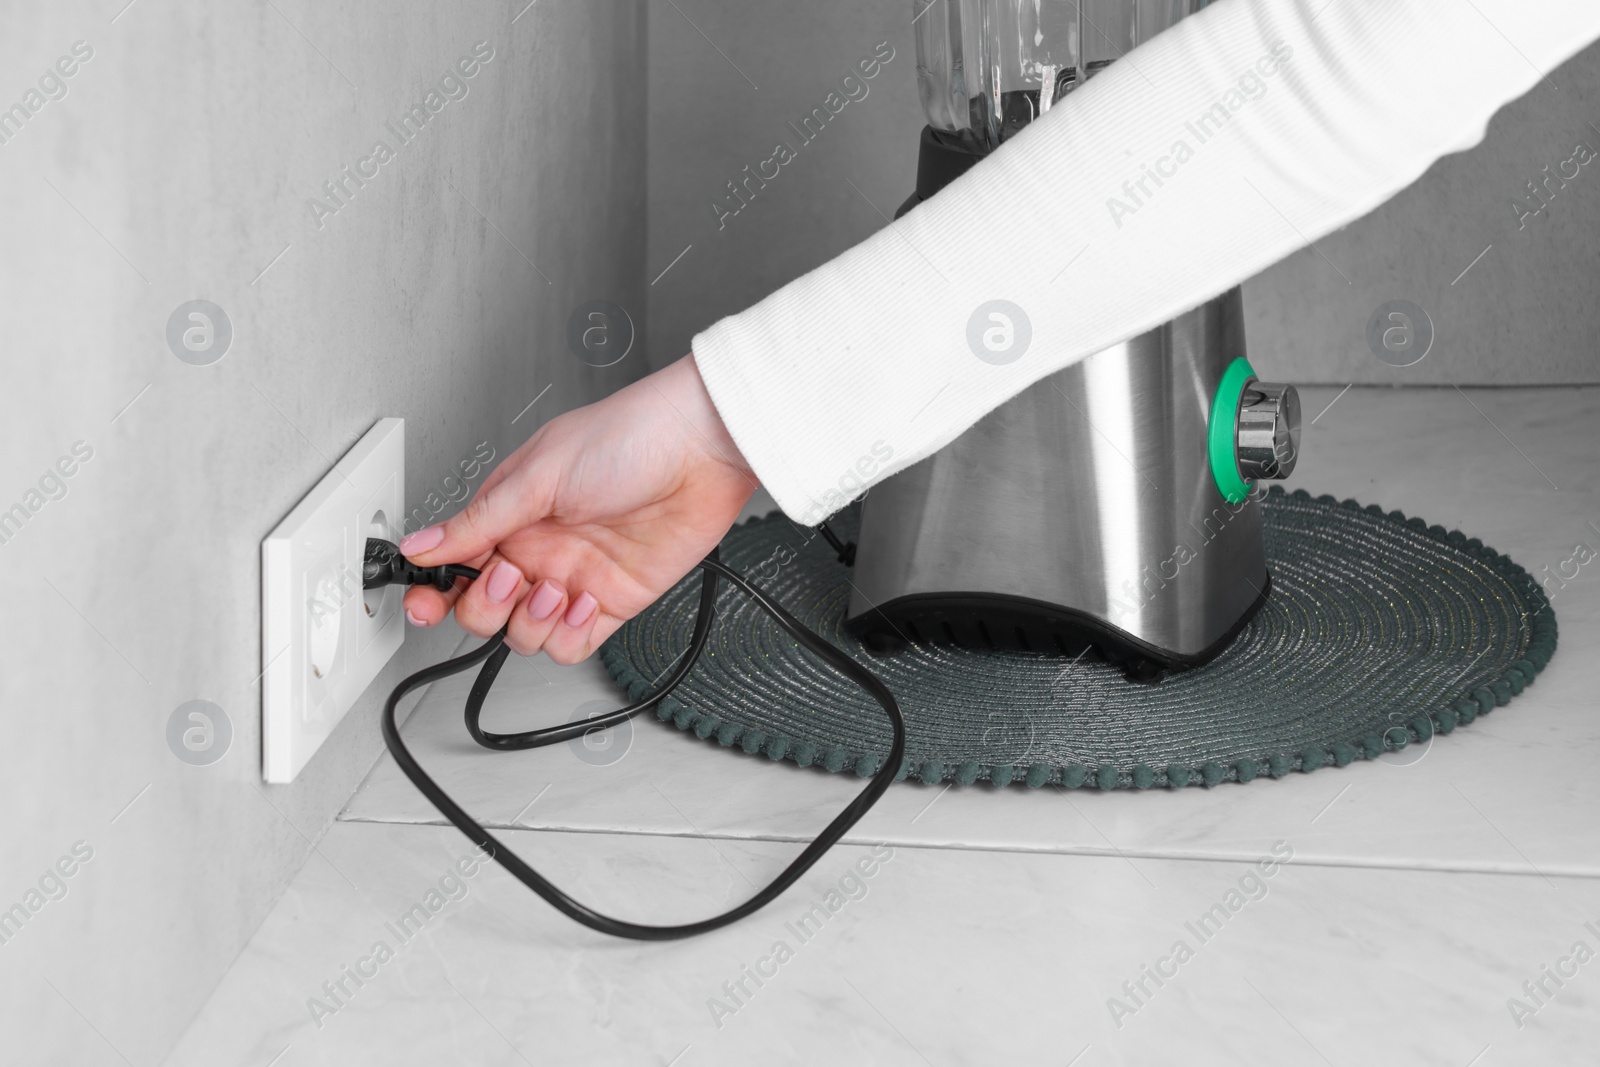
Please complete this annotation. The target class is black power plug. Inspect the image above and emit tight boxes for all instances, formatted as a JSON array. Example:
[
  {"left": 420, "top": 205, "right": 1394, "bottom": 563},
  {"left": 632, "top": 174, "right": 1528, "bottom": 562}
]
[{"left": 362, "top": 537, "right": 477, "bottom": 592}]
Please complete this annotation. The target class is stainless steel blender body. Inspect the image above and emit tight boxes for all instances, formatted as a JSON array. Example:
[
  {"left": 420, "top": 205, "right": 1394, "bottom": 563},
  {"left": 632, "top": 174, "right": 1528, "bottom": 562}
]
[
  {"left": 845, "top": 289, "right": 1279, "bottom": 671},
  {"left": 844, "top": 0, "right": 1297, "bottom": 674}
]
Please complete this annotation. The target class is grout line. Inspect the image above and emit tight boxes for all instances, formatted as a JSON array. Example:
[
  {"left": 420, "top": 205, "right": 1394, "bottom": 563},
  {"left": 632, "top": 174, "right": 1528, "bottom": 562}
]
[{"left": 330, "top": 816, "right": 1600, "bottom": 880}]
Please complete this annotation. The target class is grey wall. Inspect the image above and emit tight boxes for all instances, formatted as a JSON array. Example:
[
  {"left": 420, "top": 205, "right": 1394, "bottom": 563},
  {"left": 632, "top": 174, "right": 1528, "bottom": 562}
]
[
  {"left": 646, "top": 0, "right": 920, "bottom": 370},
  {"left": 648, "top": 0, "right": 1600, "bottom": 385},
  {"left": 0, "top": 1, "right": 644, "bottom": 1062},
  {"left": 1247, "top": 37, "right": 1600, "bottom": 386}
]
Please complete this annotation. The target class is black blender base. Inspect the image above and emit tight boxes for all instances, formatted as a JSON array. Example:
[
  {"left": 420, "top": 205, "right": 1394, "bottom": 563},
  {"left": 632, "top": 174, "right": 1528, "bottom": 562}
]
[{"left": 844, "top": 583, "right": 1272, "bottom": 684}]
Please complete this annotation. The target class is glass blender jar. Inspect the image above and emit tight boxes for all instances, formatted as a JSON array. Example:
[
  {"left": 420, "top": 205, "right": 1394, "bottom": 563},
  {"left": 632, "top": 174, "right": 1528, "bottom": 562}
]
[
  {"left": 914, "top": 0, "right": 1215, "bottom": 150},
  {"left": 897, "top": 0, "right": 1215, "bottom": 216}
]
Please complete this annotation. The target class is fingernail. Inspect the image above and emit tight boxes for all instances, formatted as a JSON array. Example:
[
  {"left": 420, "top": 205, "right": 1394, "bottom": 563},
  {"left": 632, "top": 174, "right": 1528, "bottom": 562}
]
[
  {"left": 486, "top": 561, "right": 521, "bottom": 604},
  {"left": 398, "top": 525, "right": 444, "bottom": 556},
  {"left": 527, "top": 581, "right": 563, "bottom": 621},
  {"left": 565, "top": 592, "right": 597, "bottom": 628},
  {"left": 405, "top": 609, "right": 429, "bottom": 627}
]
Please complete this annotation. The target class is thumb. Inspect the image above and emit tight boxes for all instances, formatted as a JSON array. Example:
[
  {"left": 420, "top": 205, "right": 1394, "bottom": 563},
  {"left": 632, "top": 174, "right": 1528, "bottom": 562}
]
[{"left": 398, "top": 463, "right": 553, "bottom": 564}]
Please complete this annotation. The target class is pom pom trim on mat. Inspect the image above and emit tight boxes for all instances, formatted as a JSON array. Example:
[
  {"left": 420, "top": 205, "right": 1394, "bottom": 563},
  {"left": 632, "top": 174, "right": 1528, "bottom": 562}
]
[{"left": 600, "top": 487, "right": 1557, "bottom": 791}]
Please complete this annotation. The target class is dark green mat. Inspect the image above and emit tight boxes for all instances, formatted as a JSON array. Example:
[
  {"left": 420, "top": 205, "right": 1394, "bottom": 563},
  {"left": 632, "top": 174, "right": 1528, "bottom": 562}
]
[{"left": 600, "top": 487, "right": 1557, "bottom": 789}]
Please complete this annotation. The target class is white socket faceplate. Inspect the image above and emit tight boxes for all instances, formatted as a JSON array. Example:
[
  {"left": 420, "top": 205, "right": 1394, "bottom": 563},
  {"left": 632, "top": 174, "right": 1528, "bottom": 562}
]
[{"left": 262, "top": 418, "right": 405, "bottom": 782}]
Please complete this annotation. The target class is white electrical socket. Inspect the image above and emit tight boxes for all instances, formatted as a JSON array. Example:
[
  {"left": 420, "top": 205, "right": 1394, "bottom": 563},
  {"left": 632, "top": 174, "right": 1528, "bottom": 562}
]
[{"left": 262, "top": 418, "right": 406, "bottom": 783}]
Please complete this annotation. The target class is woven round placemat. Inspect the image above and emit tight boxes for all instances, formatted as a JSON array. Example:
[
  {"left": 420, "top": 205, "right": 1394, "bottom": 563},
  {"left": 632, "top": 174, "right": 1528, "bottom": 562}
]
[{"left": 599, "top": 487, "right": 1557, "bottom": 789}]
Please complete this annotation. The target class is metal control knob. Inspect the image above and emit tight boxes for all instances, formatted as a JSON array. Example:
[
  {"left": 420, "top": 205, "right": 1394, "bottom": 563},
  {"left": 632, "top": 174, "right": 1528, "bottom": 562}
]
[{"left": 1236, "top": 381, "right": 1300, "bottom": 480}]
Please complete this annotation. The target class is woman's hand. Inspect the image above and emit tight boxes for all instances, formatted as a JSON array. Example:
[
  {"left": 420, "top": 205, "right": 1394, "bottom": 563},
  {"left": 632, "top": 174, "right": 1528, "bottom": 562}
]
[{"left": 399, "top": 354, "right": 758, "bottom": 664}]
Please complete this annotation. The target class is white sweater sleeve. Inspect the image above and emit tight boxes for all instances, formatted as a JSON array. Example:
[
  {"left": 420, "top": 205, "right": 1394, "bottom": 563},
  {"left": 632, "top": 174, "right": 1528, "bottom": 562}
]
[{"left": 691, "top": 0, "right": 1600, "bottom": 524}]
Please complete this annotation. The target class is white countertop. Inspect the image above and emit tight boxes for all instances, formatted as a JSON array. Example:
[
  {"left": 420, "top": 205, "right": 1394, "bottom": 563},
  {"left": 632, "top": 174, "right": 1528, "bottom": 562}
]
[{"left": 168, "top": 386, "right": 1600, "bottom": 1066}]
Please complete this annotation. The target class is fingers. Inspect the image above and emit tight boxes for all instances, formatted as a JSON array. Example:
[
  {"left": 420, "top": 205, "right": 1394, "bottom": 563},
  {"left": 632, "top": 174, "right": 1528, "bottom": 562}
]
[
  {"left": 543, "top": 592, "right": 601, "bottom": 665},
  {"left": 403, "top": 583, "right": 451, "bottom": 628},
  {"left": 401, "top": 546, "right": 487, "bottom": 628},
  {"left": 503, "top": 579, "right": 566, "bottom": 656},
  {"left": 403, "top": 553, "right": 527, "bottom": 638},
  {"left": 416, "top": 565, "right": 622, "bottom": 665},
  {"left": 451, "top": 555, "right": 531, "bottom": 638},
  {"left": 503, "top": 581, "right": 609, "bottom": 664},
  {"left": 398, "top": 462, "right": 552, "bottom": 567}
]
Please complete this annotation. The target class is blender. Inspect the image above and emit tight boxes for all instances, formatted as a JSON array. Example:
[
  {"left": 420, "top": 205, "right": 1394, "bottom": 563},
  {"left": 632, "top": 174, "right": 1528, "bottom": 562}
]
[{"left": 844, "top": 0, "right": 1301, "bottom": 681}]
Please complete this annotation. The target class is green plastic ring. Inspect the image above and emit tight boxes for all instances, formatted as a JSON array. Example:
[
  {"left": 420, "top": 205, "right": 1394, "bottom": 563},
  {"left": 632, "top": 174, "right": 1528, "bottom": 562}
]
[{"left": 1208, "top": 356, "right": 1257, "bottom": 504}]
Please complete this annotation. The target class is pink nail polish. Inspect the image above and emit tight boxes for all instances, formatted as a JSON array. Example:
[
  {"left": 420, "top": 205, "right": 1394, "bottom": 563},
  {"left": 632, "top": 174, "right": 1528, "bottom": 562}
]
[
  {"left": 405, "top": 610, "right": 428, "bottom": 627},
  {"left": 527, "top": 581, "right": 563, "bottom": 621},
  {"left": 398, "top": 525, "right": 445, "bottom": 556},
  {"left": 565, "top": 592, "right": 597, "bottom": 628},
  {"left": 486, "top": 562, "right": 521, "bottom": 604}
]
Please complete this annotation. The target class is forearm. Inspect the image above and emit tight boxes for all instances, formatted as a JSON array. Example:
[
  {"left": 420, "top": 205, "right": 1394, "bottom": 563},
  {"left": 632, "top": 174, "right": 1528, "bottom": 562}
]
[{"left": 692, "top": 0, "right": 1600, "bottom": 523}]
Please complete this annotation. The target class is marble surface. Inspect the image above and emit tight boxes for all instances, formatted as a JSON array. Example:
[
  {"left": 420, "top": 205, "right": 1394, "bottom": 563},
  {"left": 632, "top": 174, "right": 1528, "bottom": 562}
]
[
  {"left": 166, "top": 820, "right": 1600, "bottom": 1066},
  {"left": 169, "top": 387, "right": 1599, "bottom": 1063},
  {"left": 341, "top": 387, "right": 1600, "bottom": 876}
]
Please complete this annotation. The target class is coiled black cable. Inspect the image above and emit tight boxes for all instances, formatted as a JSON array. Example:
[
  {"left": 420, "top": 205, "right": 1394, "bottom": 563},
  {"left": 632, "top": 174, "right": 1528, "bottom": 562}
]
[{"left": 375, "top": 532, "right": 904, "bottom": 941}]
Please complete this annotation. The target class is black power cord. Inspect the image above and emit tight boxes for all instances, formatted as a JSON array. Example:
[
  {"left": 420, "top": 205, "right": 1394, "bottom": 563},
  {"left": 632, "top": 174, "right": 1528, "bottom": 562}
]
[
  {"left": 816, "top": 522, "right": 856, "bottom": 566},
  {"left": 367, "top": 525, "right": 901, "bottom": 942}
]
